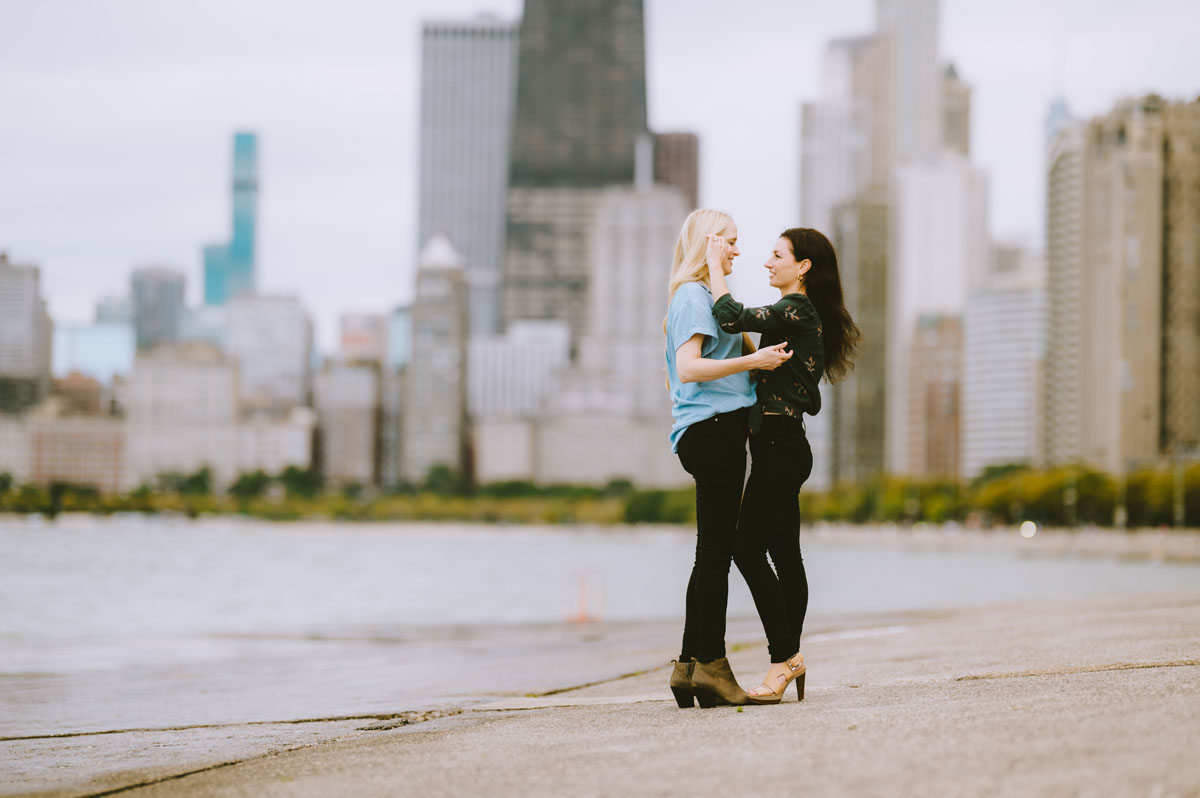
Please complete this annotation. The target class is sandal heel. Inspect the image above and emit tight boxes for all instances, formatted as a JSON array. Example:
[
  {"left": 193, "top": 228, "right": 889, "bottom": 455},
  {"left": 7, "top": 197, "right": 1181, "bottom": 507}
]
[
  {"left": 671, "top": 686, "right": 695, "bottom": 708},
  {"left": 795, "top": 672, "right": 805, "bottom": 701}
]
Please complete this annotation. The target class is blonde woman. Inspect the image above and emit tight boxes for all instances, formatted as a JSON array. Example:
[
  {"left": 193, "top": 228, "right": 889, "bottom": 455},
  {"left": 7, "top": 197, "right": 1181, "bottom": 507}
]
[{"left": 664, "top": 209, "right": 792, "bottom": 709}]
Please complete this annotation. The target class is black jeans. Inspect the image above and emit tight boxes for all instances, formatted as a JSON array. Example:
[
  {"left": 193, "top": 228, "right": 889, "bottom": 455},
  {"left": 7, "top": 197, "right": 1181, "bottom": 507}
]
[
  {"left": 734, "top": 414, "right": 813, "bottom": 663},
  {"left": 676, "top": 407, "right": 749, "bottom": 664}
]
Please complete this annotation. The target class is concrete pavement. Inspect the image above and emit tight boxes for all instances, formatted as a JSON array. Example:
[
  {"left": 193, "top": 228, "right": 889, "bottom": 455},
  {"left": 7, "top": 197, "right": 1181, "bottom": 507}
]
[{"left": 14, "top": 589, "right": 1198, "bottom": 798}]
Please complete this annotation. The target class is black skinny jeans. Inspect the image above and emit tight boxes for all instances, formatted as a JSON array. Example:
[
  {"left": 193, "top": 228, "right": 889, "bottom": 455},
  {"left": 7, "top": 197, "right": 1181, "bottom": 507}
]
[
  {"left": 734, "top": 414, "right": 813, "bottom": 663},
  {"left": 676, "top": 407, "right": 749, "bottom": 664}
]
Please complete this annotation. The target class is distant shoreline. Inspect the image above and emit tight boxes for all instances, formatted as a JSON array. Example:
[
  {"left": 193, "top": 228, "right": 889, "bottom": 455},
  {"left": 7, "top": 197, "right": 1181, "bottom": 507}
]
[{"left": 4, "top": 514, "right": 1199, "bottom": 564}]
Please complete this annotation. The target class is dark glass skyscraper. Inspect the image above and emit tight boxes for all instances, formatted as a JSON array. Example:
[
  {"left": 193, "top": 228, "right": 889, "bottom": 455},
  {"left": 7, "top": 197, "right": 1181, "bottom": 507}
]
[
  {"left": 502, "top": 0, "right": 649, "bottom": 348},
  {"left": 508, "top": 0, "right": 647, "bottom": 187},
  {"left": 204, "top": 132, "right": 258, "bottom": 306}
]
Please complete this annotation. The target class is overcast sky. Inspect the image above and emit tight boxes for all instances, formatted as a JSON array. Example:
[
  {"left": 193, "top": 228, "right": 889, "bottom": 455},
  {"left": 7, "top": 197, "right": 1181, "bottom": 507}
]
[{"left": 1, "top": 0, "right": 1196, "bottom": 352}]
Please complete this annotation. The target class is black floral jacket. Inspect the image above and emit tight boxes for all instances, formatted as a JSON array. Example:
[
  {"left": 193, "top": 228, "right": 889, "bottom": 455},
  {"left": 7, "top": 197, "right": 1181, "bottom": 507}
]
[{"left": 712, "top": 292, "right": 824, "bottom": 418}]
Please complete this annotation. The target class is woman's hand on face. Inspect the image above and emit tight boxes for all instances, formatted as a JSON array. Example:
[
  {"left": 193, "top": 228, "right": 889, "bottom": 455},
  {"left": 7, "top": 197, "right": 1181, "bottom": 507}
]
[
  {"left": 705, "top": 234, "right": 728, "bottom": 273},
  {"left": 751, "top": 341, "right": 792, "bottom": 371}
]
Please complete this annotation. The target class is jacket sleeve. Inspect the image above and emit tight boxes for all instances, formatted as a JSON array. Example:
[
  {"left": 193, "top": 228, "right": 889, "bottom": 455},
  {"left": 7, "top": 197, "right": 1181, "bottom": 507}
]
[{"left": 712, "top": 294, "right": 810, "bottom": 335}]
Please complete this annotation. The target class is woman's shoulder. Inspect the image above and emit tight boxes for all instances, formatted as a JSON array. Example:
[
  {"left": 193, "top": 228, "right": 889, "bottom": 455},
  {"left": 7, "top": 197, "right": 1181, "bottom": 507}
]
[
  {"left": 672, "top": 281, "right": 713, "bottom": 309},
  {"left": 779, "top": 293, "right": 817, "bottom": 314},
  {"left": 776, "top": 293, "right": 820, "bottom": 328}
]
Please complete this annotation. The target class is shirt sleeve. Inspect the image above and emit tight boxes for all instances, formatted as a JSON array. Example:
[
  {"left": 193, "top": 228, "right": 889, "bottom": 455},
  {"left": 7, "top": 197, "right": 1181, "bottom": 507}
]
[
  {"left": 712, "top": 294, "right": 819, "bottom": 335},
  {"left": 668, "top": 285, "right": 721, "bottom": 356}
]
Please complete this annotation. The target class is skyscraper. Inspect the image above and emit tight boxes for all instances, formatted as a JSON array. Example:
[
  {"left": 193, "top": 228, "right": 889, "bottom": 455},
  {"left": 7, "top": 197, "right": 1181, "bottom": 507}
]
[
  {"left": 1062, "top": 95, "right": 1200, "bottom": 474},
  {"left": 830, "top": 191, "right": 889, "bottom": 484},
  {"left": 886, "top": 154, "right": 989, "bottom": 474},
  {"left": 803, "top": 33, "right": 893, "bottom": 489},
  {"left": 942, "top": 63, "right": 971, "bottom": 156},
  {"left": 0, "top": 252, "right": 52, "bottom": 413},
  {"left": 653, "top": 133, "right": 700, "bottom": 209},
  {"left": 1042, "top": 112, "right": 1086, "bottom": 468},
  {"left": 314, "top": 362, "right": 380, "bottom": 487},
  {"left": 800, "top": 33, "right": 891, "bottom": 233},
  {"left": 204, "top": 132, "right": 258, "bottom": 306},
  {"left": 223, "top": 294, "right": 313, "bottom": 409},
  {"left": 502, "top": 0, "right": 648, "bottom": 349},
  {"left": 404, "top": 234, "right": 468, "bottom": 482},
  {"left": 961, "top": 245, "right": 1046, "bottom": 479},
  {"left": 418, "top": 16, "right": 518, "bottom": 338},
  {"left": 124, "top": 343, "right": 239, "bottom": 489},
  {"left": 1160, "top": 99, "right": 1200, "bottom": 459},
  {"left": 567, "top": 184, "right": 687, "bottom": 418},
  {"left": 907, "top": 314, "right": 962, "bottom": 478},
  {"left": 875, "top": 0, "right": 942, "bottom": 163},
  {"left": 131, "top": 267, "right": 186, "bottom": 351}
]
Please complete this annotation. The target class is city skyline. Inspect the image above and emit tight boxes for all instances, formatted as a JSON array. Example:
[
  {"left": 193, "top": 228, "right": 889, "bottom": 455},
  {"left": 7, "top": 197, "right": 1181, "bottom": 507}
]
[{"left": 2, "top": 0, "right": 1197, "bottom": 352}]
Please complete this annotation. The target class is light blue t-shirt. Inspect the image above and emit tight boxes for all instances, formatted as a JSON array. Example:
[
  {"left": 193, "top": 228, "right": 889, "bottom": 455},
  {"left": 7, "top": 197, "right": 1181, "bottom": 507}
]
[{"left": 665, "top": 281, "right": 756, "bottom": 452}]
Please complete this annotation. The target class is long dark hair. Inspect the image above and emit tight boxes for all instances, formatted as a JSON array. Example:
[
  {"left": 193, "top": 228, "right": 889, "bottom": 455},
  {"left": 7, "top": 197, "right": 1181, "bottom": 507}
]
[{"left": 781, "top": 227, "right": 860, "bottom": 383}]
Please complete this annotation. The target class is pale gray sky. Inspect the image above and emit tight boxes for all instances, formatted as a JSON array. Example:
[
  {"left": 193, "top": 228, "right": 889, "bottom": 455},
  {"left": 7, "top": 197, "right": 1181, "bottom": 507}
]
[{"left": 1, "top": 0, "right": 1196, "bottom": 351}]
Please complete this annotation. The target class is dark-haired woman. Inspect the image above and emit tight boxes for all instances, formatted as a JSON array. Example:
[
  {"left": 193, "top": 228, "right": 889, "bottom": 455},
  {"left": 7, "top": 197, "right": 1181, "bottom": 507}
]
[{"left": 704, "top": 227, "right": 860, "bottom": 704}]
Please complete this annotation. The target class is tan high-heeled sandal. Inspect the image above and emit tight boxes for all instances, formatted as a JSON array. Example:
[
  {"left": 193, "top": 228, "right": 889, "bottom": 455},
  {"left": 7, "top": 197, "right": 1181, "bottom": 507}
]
[{"left": 745, "top": 653, "right": 805, "bottom": 705}]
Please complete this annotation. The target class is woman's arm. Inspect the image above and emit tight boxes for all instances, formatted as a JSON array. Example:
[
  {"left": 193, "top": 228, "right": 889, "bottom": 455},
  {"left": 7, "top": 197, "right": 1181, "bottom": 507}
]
[
  {"left": 703, "top": 234, "right": 798, "bottom": 336},
  {"left": 676, "top": 333, "right": 791, "bottom": 384},
  {"left": 706, "top": 235, "right": 732, "bottom": 302},
  {"left": 713, "top": 294, "right": 818, "bottom": 337}
]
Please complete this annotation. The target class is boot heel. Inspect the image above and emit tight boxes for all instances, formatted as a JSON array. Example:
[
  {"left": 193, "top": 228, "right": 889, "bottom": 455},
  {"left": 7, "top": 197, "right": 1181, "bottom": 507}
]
[
  {"left": 795, "top": 672, "right": 805, "bottom": 701},
  {"left": 693, "top": 688, "right": 718, "bottom": 709},
  {"left": 671, "top": 686, "right": 695, "bottom": 708}
]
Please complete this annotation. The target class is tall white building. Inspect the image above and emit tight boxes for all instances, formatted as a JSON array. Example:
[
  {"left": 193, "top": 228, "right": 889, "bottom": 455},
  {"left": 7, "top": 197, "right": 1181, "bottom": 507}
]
[
  {"left": 0, "top": 252, "right": 52, "bottom": 411},
  {"left": 472, "top": 186, "right": 691, "bottom": 487},
  {"left": 886, "top": 153, "right": 989, "bottom": 474},
  {"left": 223, "top": 294, "right": 312, "bottom": 409},
  {"left": 314, "top": 362, "right": 379, "bottom": 486},
  {"left": 799, "top": 34, "right": 888, "bottom": 233},
  {"left": 1042, "top": 113, "right": 1086, "bottom": 467},
  {"left": 798, "top": 35, "right": 894, "bottom": 492},
  {"left": 404, "top": 235, "right": 468, "bottom": 482},
  {"left": 875, "top": 0, "right": 942, "bottom": 163},
  {"left": 418, "top": 15, "right": 518, "bottom": 338},
  {"left": 566, "top": 184, "right": 687, "bottom": 417},
  {"left": 468, "top": 321, "right": 570, "bottom": 419},
  {"left": 124, "top": 343, "right": 239, "bottom": 489},
  {"left": 237, "top": 407, "right": 316, "bottom": 478},
  {"left": 0, "top": 416, "right": 29, "bottom": 482},
  {"left": 961, "top": 245, "right": 1047, "bottom": 479}
]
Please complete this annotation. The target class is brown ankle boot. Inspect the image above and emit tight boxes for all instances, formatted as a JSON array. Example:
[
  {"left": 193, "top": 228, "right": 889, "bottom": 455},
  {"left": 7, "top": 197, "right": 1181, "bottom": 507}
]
[
  {"left": 691, "top": 657, "right": 750, "bottom": 707},
  {"left": 669, "top": 659, "right": 695, "bottom": 708}
]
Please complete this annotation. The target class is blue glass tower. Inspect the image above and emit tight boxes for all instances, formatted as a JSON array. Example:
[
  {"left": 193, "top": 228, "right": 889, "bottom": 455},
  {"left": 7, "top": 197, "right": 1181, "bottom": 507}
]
[{"left": 204, "top": 132, "right": 258, "bottom": 306}]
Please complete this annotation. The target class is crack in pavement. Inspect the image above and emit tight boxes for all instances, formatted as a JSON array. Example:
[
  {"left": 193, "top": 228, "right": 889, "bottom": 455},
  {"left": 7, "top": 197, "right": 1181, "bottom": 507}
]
[
  {"left": 72, "top": 743, "right": 317, "bottom": 798},
  {"left": 0, "top": 711, "right": 453, "bottom": 742},
  {"left": 956, "top": 659, "right": 1200, "bottom": 681}
]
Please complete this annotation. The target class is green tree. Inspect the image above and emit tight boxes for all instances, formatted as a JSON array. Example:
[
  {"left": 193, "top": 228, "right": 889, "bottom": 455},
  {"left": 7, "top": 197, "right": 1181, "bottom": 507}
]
[
  {"left": 423, "top": 465, "right": 466, "bottom": 496},
  {"left": 279, "top": 466, "right": 320, "bottom": 499},
  {"left": 178, "top": 467, "right": 212, "bottom": 496},
  {"left": 229, "top": 470, "right": 272, "bottom": 500}
]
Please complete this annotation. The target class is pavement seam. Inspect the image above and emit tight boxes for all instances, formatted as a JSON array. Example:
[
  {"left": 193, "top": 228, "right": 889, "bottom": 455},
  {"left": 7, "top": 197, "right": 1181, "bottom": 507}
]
[
  {"left": 955, "top": 659, "right": 1200, "bottom": 681},
  {"left": 523, "top": 665, "right": 662, "bottom": 697},
  {"left": 0, "top": 712, "right": 439, "bottom": 742},
  {"left": 69, "top": 743, "right": 317, "bottom": 798}
]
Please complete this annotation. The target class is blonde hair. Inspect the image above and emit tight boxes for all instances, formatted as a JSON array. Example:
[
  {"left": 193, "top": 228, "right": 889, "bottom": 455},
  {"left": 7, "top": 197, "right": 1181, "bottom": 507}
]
[
  {"left": 663, "top": 208, "right": 733, "bottom": 335},
  {"left": 662, "top": 208, "right": 754, "bottom": 360}
]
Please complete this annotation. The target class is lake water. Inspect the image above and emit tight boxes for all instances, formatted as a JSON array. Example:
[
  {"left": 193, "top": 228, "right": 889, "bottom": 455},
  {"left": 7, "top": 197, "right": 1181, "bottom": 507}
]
[{"left": 2, "top": 516, "right": 1197, "bottom": 737}]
